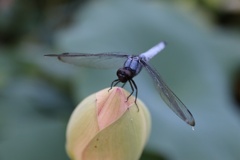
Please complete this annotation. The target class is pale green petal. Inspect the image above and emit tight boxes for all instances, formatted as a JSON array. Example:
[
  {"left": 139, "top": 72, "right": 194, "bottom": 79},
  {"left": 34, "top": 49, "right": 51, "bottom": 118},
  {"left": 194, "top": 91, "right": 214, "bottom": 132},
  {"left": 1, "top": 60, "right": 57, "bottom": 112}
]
[
  {"left": 96, "top": 87, "right": 135, "bottom": 130},
  {"left": 83, "top": 102, "right": 150, "bottom": 160},
  {"left": 66, "top": 87, "right": 151, "bottom": 160},
  {"left": 66, "top": 94, "right": 99, "bottom": 160}
]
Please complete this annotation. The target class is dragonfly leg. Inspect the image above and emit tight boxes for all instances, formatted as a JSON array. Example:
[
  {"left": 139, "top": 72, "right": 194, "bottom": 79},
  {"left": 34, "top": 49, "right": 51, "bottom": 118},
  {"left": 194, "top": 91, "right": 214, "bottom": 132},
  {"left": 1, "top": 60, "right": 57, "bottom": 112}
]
[
  {"left": 131, "top": 79, "right": 138, "bottom": 103},
  {"left": 113, "top": 80, "right": 121, "bottom": 87},
  {"left": 121, "top": 82, "right": 126, "bottom": 88},
  {"left": 127, "top": 79, "right": 139, "bottom": 112},
  {"left": 130, "top": 79, "right": 139, "bottom": 111},
  {"left": 127, "top": 80, "right": 134, "bottom": 100},
  {"left": 109, "top": 79, "right": 120, "bottom": 92}
]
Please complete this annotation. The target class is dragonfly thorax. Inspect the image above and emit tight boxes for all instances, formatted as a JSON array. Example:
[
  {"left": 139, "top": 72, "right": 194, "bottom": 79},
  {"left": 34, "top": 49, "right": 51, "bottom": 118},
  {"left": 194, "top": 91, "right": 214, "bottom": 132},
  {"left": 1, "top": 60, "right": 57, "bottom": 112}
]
[
  {"left": 123, "top": 56, "right": 143, "bottom": 75},
  {"left": 116, "top": 56, "right": 143, "bottom": 83}
]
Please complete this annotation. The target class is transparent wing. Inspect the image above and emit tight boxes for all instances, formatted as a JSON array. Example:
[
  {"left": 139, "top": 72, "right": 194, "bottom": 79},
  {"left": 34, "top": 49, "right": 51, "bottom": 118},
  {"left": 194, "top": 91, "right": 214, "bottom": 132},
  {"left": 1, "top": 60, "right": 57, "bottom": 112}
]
[
  {"left": 45, "top": 52, "right": 130, "bottom": 69},
  {"left": 140, "top": 60, "right": 195, "bottom": 126}
]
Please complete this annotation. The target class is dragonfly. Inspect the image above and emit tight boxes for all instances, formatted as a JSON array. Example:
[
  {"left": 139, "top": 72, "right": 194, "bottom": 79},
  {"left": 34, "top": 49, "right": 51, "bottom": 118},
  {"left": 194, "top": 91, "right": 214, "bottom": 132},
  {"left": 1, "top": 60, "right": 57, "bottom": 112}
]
[{"left": 45, "top": 42, "right": 195, "bottom": 126}]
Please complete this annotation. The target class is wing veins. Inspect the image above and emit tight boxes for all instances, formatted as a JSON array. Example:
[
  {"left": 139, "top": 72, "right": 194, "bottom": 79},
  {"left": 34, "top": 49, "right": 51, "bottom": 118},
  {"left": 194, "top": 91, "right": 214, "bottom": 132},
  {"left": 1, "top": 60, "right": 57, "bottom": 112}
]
[
  {"left": 140, "top": 60, "right": 195, "bottom": 126},
  {"left": 45, "top": 52, "right": 129, "bottom": 69}
]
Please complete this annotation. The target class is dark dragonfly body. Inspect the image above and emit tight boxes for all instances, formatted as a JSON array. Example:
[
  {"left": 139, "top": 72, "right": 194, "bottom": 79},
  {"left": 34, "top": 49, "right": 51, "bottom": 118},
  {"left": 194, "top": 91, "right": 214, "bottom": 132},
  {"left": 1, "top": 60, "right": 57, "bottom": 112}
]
[
  {"left": 110, "top": 56, "right": 143, "bottom": 107},
  {"left": 45, "top": 42, "right": 195, "bottom": 126},
  {"left": 117, "top": 56, "right": 143, "bottom": 83}
]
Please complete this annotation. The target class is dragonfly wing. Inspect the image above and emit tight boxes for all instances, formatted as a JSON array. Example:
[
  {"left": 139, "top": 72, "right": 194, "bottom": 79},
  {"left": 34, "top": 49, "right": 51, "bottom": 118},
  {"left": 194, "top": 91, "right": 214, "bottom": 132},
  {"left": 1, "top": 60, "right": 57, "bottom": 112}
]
[
  {"left": 45, "top": 52, "right": 129, "bottom": 69},
  {"left": 140, "top": 60, "right": 195, "bottom": 126}
]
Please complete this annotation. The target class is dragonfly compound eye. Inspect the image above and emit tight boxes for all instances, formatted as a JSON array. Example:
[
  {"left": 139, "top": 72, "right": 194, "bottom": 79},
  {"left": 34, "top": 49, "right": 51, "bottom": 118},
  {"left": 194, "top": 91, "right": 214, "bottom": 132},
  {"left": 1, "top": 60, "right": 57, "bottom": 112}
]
[{"left": 117, "top": 68, "right": 133, "bottom": 82}]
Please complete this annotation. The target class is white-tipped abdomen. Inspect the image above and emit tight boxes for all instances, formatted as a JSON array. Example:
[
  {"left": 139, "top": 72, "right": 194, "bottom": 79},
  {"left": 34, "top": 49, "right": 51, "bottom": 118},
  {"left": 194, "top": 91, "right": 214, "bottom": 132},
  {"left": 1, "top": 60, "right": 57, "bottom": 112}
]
[{"left": 139, "top": 41, "right": 166, "bottom": 61}]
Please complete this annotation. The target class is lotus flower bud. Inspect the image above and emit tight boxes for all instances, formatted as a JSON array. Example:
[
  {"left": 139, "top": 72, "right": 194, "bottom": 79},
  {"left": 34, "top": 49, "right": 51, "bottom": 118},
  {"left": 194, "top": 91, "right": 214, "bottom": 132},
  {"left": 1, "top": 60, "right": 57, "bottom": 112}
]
[{"left": 66, "top": 87, "right": 151, "bottom": 160}]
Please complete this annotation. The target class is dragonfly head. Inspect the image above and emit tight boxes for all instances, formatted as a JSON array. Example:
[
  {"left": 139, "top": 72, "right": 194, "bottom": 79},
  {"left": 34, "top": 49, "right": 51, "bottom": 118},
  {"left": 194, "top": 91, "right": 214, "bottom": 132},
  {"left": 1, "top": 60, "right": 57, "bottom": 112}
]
[{"left": 117, "top": 68, "right": 134, "bottom": 83}]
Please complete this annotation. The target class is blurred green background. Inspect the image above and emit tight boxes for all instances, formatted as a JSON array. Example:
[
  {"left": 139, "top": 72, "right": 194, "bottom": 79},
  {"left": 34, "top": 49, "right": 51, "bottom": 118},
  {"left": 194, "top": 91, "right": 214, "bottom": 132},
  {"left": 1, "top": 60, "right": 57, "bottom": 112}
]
[{"left": 1, "top": 0, "right": 240, "bottom": 159}]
